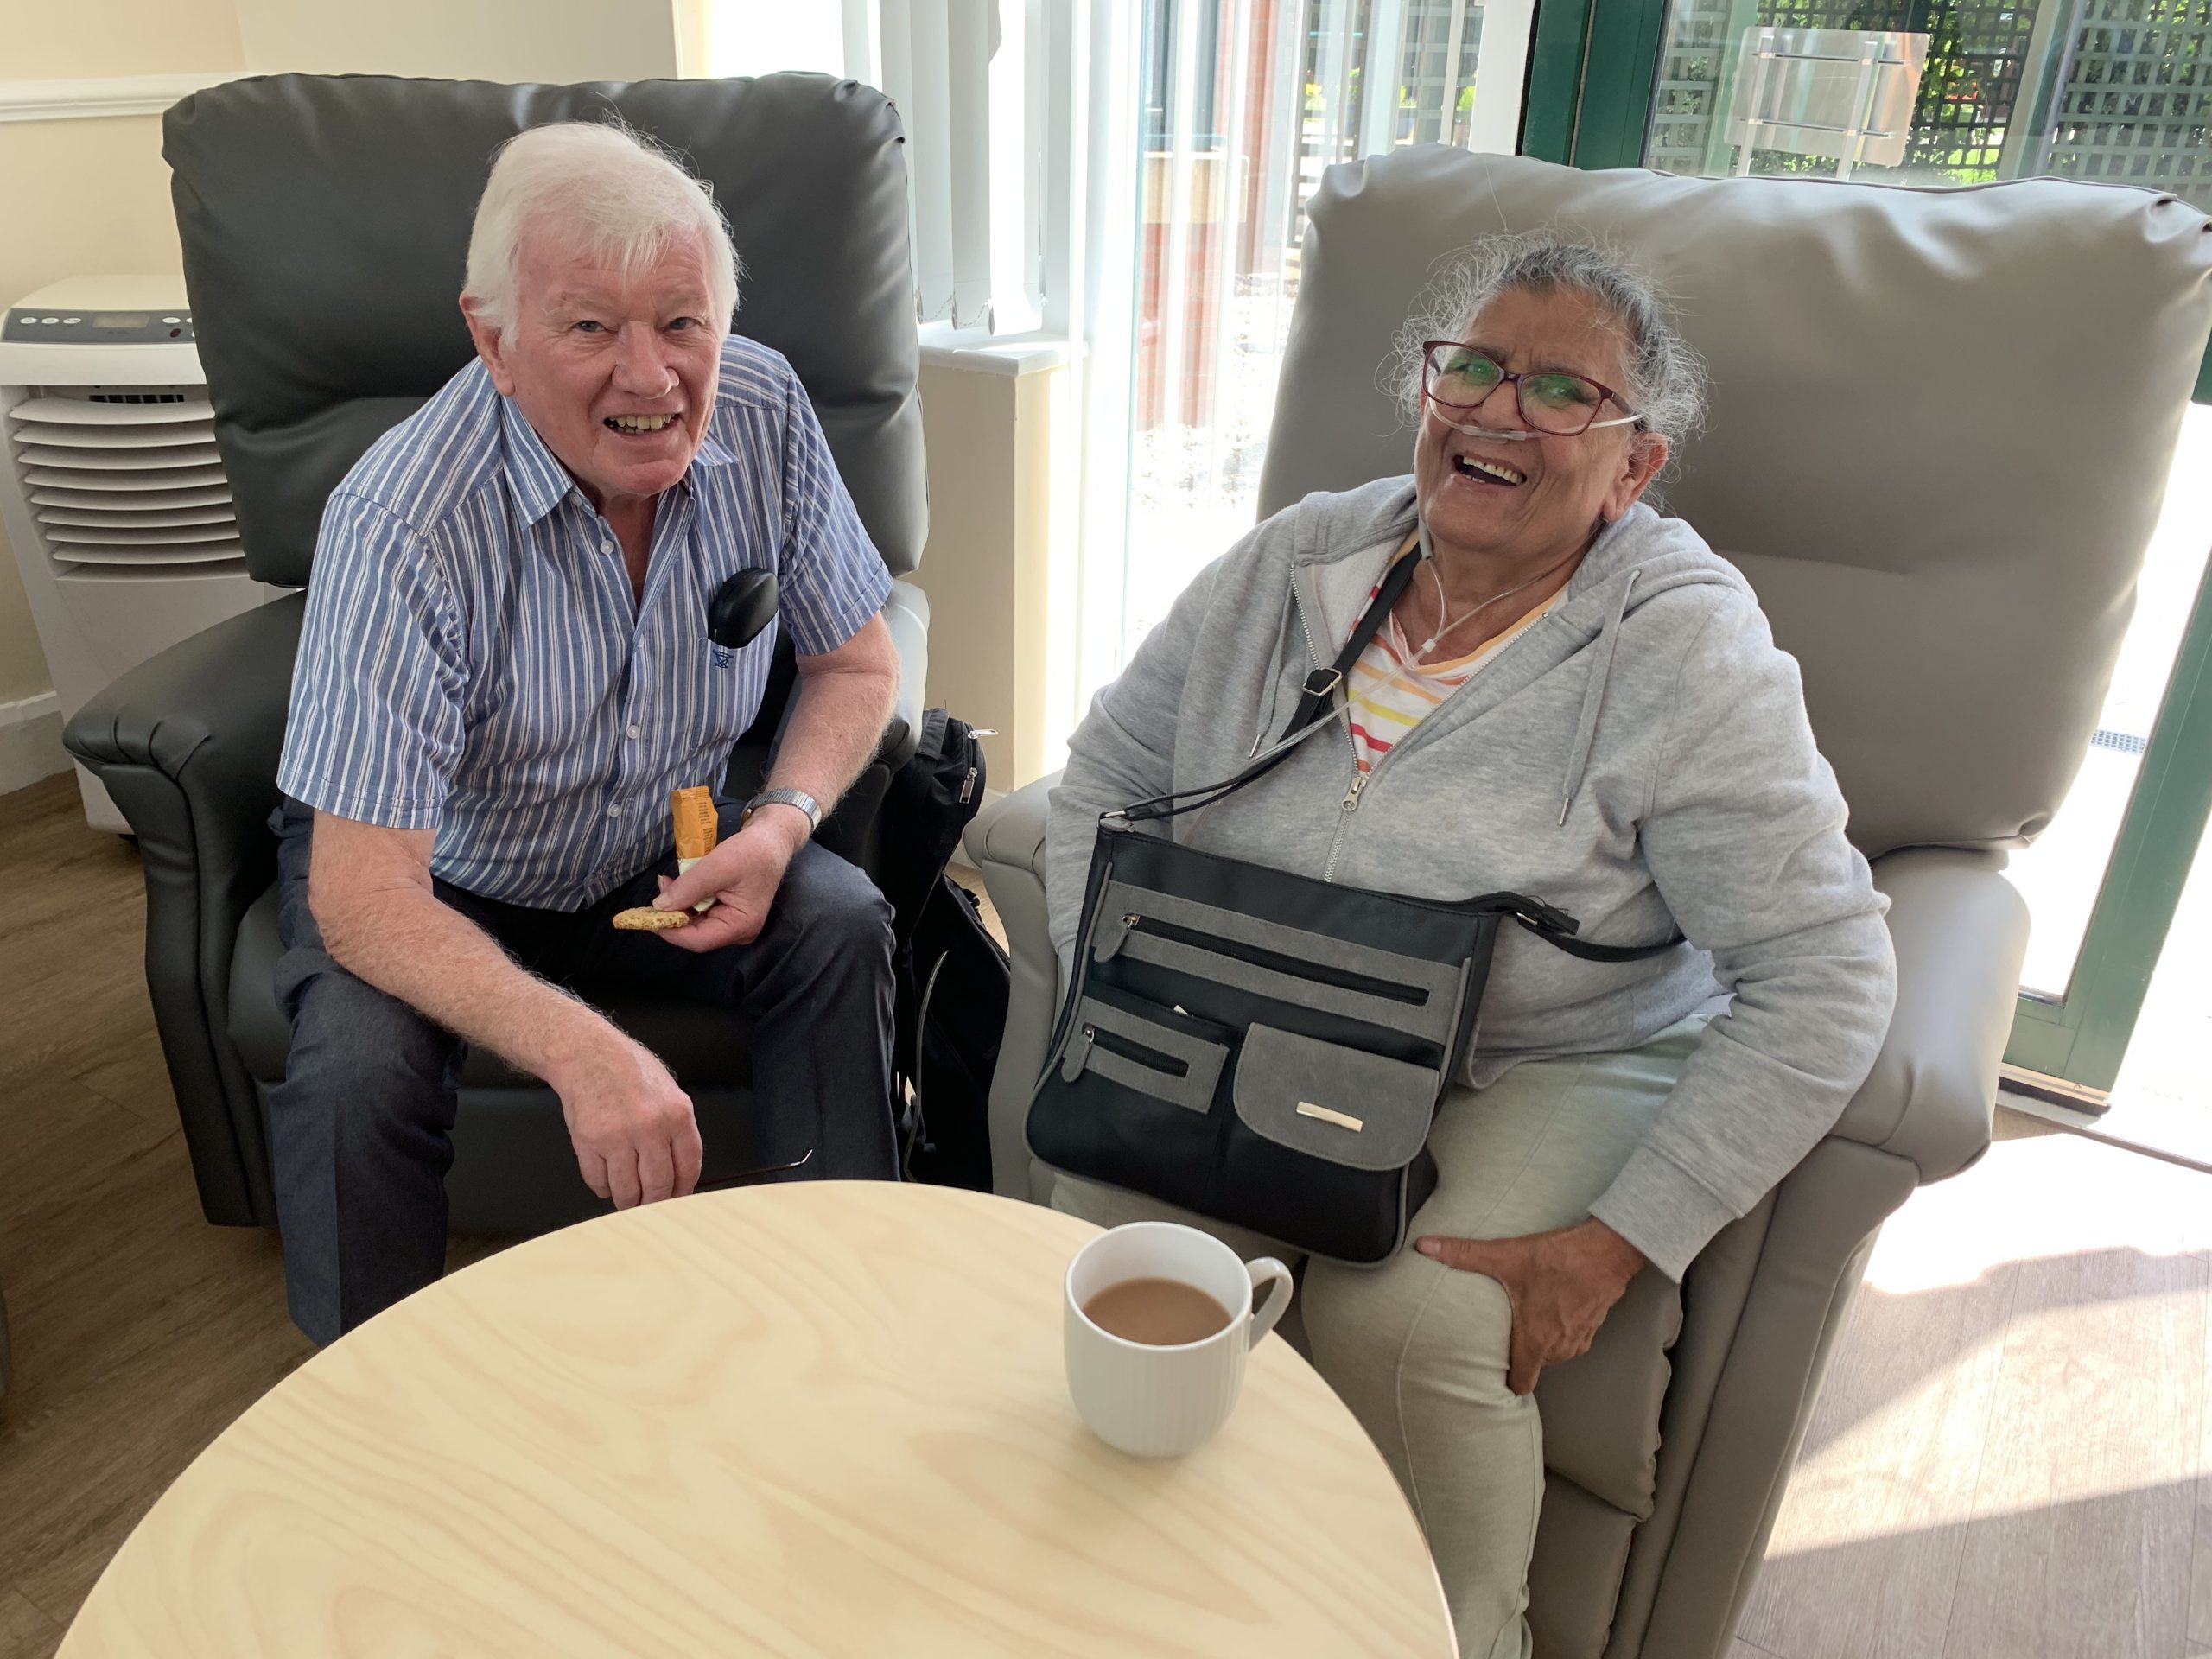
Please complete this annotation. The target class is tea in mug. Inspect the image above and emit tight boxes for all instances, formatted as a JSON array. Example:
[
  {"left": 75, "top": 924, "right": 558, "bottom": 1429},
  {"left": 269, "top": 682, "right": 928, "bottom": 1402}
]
[{"left": 1082, "top": 1276, "right": 1232, "bottom": 1345}]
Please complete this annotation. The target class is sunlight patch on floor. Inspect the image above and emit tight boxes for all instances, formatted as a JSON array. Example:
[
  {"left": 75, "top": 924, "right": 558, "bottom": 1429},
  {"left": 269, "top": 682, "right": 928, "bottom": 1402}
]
[
  {"left": 1860, "top": 1128, "right": 2212, "bottom": 1296},
  {"left": 1765, "top": 1274, "right": 2209, "bottom": 1557},
  {"left": 1755, "top": 1125, "right": 2211, "bottom": 1569}
]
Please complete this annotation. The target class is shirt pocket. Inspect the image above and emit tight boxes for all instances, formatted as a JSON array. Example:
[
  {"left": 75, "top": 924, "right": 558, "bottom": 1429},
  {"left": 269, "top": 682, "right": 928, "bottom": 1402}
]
[{"left": 690, "top": 630, "right": 772, "bottom": 753}]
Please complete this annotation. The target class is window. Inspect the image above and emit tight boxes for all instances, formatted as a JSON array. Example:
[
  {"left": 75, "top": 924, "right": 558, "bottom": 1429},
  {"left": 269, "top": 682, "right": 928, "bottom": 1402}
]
[{"left": 1084, "top": 0, "right": 1536, "bottom": 690}]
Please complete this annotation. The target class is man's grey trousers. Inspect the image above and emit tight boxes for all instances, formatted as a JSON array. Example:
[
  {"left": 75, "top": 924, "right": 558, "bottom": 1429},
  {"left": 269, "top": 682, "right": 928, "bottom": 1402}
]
[{"left": 267, "top": 798, "right": 898, "bottom": 1345}]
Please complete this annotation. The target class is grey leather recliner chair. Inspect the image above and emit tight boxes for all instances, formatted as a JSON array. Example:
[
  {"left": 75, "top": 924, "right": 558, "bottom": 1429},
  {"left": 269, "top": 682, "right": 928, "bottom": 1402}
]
[
  {"left": 63, "top": 73, "right": 931, "bottom": 1236},
  {"left": 966, "top": 150, "right": 2212, "bottom": 1658}
]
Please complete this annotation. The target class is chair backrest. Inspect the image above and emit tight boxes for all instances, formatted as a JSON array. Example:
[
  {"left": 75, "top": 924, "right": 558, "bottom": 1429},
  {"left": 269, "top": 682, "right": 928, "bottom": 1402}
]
[
  {"left": 1260, "top": 149, "right": 2212, "bottom": 859},
  {"left": 163, "top": 72, "right": 926, "bottom": 588}
]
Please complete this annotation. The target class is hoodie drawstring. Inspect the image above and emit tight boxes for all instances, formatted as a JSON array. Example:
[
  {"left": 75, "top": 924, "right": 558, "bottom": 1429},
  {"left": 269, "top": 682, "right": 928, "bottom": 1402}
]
[{"left": 1559, "top": 567, "right": 1638, "bottom": 826}]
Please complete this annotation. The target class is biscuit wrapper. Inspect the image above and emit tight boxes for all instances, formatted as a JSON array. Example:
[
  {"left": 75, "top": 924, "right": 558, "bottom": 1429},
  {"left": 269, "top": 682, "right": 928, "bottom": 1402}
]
[
  {"left": 671, "top": 786, "right": 718, "bottom": 912},
  {"left": 671, "top": 786, "right": 718, "bottom": 864}
]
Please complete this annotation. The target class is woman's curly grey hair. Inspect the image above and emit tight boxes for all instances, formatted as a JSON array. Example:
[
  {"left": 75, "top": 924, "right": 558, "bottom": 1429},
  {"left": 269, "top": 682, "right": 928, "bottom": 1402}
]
[{"left": 1392, "top": 234, "right": 1708, "bottom": 477}]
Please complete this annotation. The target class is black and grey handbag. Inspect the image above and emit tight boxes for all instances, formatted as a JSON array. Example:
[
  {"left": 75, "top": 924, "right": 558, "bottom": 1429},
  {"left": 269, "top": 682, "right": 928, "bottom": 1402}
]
[{"left": 1027, "top": 546, "right": 1681, "bottom": 1263}]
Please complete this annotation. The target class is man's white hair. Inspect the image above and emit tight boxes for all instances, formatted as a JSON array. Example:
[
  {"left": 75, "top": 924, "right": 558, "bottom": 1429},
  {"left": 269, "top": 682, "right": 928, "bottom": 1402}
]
[{"left": 464, "top": 120, "right": 741, "bottom": 340}]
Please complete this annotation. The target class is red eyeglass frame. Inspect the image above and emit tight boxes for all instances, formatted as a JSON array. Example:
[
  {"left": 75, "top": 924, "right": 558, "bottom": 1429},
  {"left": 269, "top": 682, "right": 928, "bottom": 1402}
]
[{"left": 1421, "top": 340, "right": 1644, "bottom": 435}]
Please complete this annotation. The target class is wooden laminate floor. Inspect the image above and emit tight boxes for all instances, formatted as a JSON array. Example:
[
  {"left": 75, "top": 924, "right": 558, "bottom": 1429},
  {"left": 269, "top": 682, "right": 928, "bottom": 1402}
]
[{"left": 0, "top": 770, "right": 2208, "bottom": 1658}]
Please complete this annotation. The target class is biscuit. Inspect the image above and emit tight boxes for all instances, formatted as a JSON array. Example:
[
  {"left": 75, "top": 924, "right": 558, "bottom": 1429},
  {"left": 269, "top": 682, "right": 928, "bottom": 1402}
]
[{"left": 612, "top": 906, "right": 691, "bottom": 931}]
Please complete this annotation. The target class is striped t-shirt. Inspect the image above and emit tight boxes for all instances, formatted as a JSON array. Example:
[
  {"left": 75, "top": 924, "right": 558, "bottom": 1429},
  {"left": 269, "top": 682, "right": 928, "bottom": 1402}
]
[{"left": 1346, "top": 587, "right": 1561, "bottom": 776}]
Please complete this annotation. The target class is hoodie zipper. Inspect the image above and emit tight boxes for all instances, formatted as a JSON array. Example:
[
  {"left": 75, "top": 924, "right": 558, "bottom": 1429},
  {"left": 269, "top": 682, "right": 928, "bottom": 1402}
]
[
  {"left": 1323, "top": 746, "right": 1383, "bottom": 882},
  {"left": 1300, "top": 528, "right": 1527, "bottom": 881},
  {"left": 1320, "top": 607, "right": 1558, "bottom": 881},
  {"left": 1294, "top": 564, "right": 1372, "bottom": 884}
]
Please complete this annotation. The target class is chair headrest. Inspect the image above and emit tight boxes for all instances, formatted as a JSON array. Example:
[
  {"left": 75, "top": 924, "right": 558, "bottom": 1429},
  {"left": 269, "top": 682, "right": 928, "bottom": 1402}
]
[
  {"left": 165, "top": 72, "right": 927, "bottom": 586},
  {"left": 1264, "top": 149, "right": 2212, "bottom": 856}
]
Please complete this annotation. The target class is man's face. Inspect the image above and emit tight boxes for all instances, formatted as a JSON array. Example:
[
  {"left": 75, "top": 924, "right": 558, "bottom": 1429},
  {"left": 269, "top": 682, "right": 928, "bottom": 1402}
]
[{"left": 462, "top": 230, "right": 724, "bottom": 511}]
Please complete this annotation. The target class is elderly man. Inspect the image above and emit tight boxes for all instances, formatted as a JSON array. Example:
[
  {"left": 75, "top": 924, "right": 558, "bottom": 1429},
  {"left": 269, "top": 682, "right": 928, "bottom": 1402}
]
[{"left": 266, "top": 121, "right": 903, "bottom": 1344}]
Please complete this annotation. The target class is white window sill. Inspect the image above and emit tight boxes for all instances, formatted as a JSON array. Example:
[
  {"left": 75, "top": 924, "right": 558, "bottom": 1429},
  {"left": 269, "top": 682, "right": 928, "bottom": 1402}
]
[{"left": 917, "top": 322, "right": 1081, "bottom": 378}]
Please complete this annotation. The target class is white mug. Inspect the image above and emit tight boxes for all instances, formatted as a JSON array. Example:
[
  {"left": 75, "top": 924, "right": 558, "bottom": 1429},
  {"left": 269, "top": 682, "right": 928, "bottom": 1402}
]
[{"left": 1064, "top": 1221, "right": 1294, "bottom": 1458}]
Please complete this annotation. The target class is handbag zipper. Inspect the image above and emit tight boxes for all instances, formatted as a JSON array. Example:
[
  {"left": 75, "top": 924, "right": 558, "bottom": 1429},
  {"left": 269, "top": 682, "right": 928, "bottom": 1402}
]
[
  {"left": 1059, "top": 1025, "right": 1095, "bottom": 1082},
  {"left": 1061, "top": 1021, "right": 1195, "bottom": 1083},
  {"left": 1105, "top": 912, "right": 1429, "bottom": 1004},
  {"left": 1090, "top": 1025, "right": 1191, "bottom": 1076},
  {"left": 1096, "top": 822, "right": 1561, "bottom": 928}
]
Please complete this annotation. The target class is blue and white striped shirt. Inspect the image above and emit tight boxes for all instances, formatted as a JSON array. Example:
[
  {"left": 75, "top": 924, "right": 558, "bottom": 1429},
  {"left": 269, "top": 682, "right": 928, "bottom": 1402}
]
[{"left": 276, "top": 334, "right": 891, "bottom": 910}]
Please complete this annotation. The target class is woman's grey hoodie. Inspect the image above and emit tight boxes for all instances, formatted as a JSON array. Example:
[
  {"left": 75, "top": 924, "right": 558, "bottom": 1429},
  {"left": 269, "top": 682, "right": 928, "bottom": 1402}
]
[{"left": 1046, "top": 476, "right": 1897, "bottom": 1279}]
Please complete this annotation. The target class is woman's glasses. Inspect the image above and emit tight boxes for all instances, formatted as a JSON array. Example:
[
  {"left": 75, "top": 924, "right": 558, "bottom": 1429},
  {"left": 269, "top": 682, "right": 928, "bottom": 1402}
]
[{"left": 1421, "top": 342, "right": 1643, "bottom": 437}]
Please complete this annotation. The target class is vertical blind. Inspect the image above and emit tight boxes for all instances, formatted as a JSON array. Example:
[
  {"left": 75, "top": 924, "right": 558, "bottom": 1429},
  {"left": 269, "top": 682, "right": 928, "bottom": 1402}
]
[{"left": 862, "top": 0, "right": 1045, "bottom": 333}]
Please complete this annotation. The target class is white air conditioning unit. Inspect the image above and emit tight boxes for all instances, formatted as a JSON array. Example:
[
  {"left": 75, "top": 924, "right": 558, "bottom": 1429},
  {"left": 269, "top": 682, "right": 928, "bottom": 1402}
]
[{"left": 0, "top": 276, "right": 283, "bottom": 832}]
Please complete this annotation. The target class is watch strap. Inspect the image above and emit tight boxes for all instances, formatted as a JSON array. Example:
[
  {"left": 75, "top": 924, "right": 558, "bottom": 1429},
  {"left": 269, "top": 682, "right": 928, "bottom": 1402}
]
[{"left": 748, "top": 787, "right": 823, "bottom": 836}]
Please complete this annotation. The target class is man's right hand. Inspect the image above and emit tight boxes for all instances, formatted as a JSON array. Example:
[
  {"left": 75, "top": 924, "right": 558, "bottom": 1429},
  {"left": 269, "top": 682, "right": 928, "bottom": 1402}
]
[
  {"left": 548, "top": 1024, "right": 704, "bottom": 1208},
  {"left": 308, "top": 813, "right": 704, "bottom": 1211}
]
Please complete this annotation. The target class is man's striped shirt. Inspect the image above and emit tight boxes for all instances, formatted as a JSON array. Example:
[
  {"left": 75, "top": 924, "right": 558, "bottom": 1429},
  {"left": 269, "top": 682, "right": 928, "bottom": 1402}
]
[{"left": 275, "top": 334, "right": 890, "bottom": 910}]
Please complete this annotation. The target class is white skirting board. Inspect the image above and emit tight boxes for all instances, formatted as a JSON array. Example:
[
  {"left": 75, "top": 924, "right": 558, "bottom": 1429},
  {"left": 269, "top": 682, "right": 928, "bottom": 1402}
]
[{"left": 0, "top": 690, "right": 67, "bottom": 797}]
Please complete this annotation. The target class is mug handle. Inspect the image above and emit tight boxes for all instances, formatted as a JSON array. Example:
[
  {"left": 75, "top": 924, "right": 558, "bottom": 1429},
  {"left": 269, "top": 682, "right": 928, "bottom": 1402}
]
[{"left": 1245, "top": 1257, "right": 1294, "bottom": 1348}]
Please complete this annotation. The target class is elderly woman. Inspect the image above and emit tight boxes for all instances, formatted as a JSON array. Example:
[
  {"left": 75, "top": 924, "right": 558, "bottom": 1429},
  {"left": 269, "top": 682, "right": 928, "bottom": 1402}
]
[{"left": 1044, "top": 237, "right": 1897, "bottom": 1657}]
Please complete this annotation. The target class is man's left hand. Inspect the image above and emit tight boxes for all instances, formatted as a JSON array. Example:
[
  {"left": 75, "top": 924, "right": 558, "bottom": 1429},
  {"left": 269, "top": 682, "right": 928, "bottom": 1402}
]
[
  {"left": 651, "top": 812, "right": 806, "bottom": 950},
  {"left": 1414, "top": 1217, "right": 1647, "bottom": 1395}
]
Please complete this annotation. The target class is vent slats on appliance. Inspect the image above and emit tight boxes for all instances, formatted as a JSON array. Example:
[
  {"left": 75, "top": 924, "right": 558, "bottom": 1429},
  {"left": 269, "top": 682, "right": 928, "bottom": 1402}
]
[
  {"left": 14, "top": 421, "right": 219, "bottom": 448},
  {"left": 7, "top": 389, "right": 243, "bottom": 577}
]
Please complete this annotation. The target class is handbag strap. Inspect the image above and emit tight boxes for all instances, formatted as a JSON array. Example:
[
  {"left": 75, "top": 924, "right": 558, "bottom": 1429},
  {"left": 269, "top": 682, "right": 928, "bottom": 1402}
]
[
  {"left": 1513, "top": 909, "right": 1685, "bottom": 961},
  {"left": 1112, "top": 544, "right": 1423, "bottom": 826}
]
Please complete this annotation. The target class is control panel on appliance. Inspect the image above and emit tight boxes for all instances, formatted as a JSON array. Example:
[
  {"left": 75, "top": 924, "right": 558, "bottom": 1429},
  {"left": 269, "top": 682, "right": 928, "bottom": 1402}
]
[{"left": 3, "top": 310, "right": 195, "bottom": 343}]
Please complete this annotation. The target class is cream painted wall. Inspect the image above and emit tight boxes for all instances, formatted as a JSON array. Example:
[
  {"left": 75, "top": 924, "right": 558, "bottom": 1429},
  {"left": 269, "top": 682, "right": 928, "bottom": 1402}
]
[
  {"left": 0, "top": 0, "right": 245, "bottom": 704},
  {"left": 5, "top": 0, "right": 245, "bottom": 79},
  {"left": 0, "top": 0, "right": 686, "bottom": 709},
  {"left": 231, "top": 0, "right": 680, "bottom": 80},
  {"left": 906, "top": 361, "right": 1058, "bottom": 792}
]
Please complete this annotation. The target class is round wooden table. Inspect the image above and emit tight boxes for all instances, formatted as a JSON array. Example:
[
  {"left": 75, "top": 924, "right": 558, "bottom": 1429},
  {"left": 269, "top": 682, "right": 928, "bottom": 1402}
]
[{"left": 61, "top": 1182, "right": 1455, "bottom": 1657}]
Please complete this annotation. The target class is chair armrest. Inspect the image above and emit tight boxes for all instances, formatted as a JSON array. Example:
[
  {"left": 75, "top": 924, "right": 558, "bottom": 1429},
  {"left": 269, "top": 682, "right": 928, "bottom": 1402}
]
[
  {"left": 964, "top": 761, "right": 1052, "bottom": 879},
  {"left": 962, "top": 791, "right": 2027, "bottom": 1199},
  {"left": 1829, "top": 846, "right": 2029, "bottom": 1184},
  {"left": 61, "top": 593, "right": 304, "bottom": 1225},
  {"left": 964, "top": 771, "right": 1059, "bottom": 1200},
  {"left": 65, "top": 592, "right": 302, "bottom": 858},
  {"left": 726, "top": 580, "right": 927, "bottom": 804},
  {"left": 879, "top": 578, "right": 930, "bottom": 770}
]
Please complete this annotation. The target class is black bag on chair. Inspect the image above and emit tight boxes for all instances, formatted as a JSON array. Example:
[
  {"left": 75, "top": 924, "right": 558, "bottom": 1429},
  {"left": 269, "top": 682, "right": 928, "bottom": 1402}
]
[
  {"left": 883, "top": 709, "right": 1009, "bottom": 1190},
  {"left": 899, "top": 874, "right": 1008, "bottom": 1189},
  {"left": 1026, "top": 547, "right": 1681, "bottom": 1262}
]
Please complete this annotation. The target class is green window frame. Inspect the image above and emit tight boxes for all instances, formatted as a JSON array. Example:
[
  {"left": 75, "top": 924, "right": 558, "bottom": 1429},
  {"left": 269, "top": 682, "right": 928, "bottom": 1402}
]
[{"left": 1519, "top": 3, "right": 2212, "bottom": 1093}]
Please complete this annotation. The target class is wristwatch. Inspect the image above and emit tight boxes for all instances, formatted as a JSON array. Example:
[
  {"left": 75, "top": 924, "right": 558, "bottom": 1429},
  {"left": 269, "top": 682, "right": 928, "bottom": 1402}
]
[{"left": 744, "top": 786, "right": 823, "bottom": 838}]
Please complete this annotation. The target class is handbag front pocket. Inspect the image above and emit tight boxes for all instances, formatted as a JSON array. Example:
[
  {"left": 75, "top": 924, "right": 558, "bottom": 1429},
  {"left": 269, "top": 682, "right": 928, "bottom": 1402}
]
[
  {"left": 1230, "top": 1024, "right": 1440, "bottom": 1172},
  {"left": 1057, "top": 991, "right": 1230, "bottom": 1114}
]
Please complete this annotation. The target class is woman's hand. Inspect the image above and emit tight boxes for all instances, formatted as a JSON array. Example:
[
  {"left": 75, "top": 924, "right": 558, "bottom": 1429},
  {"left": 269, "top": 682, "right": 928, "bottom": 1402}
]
[{"left": 1414, "top": 1217, "right": 1647, "bottom": 1395}]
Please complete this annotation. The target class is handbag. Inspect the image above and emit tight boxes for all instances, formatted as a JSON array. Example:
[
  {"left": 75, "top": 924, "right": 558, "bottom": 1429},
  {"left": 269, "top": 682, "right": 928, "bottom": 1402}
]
[{"left": 1027, "top": 545, "right": 1681, "bottom": 1263}]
